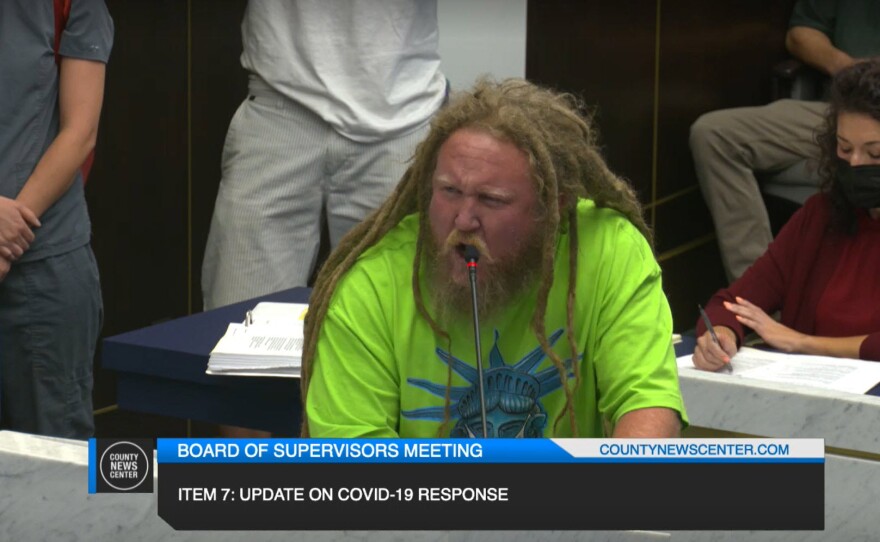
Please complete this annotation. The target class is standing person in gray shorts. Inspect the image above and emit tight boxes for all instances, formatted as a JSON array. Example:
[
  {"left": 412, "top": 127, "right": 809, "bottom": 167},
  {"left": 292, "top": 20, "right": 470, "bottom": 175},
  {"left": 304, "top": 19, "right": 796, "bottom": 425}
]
[
  {"left": 690, "top": 0, "right": 880, "bottom": 282},
  {"left": 0, "top": 0, "right": 113, "bottom": 438},
  {"left": 202, "top": 0, "right": 448, "bottom": 310}
]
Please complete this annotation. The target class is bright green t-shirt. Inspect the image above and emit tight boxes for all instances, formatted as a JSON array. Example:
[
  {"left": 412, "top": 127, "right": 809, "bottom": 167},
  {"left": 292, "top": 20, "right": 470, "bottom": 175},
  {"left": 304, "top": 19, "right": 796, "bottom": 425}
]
[{"left": 307, "top": 199, "right": 687, "bottom": 438}]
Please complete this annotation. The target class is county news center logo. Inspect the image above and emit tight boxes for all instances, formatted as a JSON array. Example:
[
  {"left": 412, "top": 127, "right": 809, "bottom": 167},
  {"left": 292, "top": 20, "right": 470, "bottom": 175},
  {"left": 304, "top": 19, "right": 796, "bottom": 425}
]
[{"left": 90, "top": 439, "right": 154, "bottom": 493}]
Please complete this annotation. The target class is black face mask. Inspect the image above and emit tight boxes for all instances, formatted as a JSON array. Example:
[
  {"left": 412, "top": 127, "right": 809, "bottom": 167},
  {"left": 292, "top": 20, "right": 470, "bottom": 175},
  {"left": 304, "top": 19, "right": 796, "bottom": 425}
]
[{"left": 837, "top": 160, "right": 880, "bottom": 208}]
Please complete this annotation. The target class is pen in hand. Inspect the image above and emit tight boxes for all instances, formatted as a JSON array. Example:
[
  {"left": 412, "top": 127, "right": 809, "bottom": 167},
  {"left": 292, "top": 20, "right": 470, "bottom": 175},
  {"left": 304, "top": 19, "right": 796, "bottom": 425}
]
[{"left": 698, "top": 304, "right": 732, "bottom": 373}]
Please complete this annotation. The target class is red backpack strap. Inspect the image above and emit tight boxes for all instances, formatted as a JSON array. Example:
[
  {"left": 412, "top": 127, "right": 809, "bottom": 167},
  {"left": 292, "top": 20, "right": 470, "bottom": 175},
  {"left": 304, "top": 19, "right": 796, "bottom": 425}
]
[
  {"left": 53, "top": 0, "right": 94, "bottom": 185},
  {"left": 52, "top": 0, "right": 70, "bottom": 66}
]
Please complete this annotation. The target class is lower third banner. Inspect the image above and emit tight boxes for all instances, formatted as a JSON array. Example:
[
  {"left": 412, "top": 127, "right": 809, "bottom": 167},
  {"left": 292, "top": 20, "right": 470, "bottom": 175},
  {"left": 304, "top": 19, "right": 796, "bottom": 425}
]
[{"left": 156, "top": 438, "right": 824, "bottom": 531}]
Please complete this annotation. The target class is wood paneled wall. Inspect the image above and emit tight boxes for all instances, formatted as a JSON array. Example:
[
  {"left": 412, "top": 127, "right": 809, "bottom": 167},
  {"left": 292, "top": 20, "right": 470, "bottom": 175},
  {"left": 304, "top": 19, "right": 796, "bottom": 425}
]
[
  {"left": 527, "top": 0, "right": 795, "bottom": 329},
  {"left": 90, "top": 0, "right": 246, "bottom": 427}
]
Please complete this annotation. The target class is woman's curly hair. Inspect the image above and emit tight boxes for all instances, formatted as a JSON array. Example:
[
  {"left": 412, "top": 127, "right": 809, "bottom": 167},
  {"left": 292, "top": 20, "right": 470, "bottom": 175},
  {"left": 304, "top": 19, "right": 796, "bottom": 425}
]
[{"left": 816, "top": 59, "right": 880, "bottom": 234}]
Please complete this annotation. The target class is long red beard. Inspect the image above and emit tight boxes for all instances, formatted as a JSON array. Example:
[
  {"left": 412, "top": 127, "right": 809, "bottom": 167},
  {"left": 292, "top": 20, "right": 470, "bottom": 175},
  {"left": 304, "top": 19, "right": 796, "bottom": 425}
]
[{"left": 424, "top": 227, "right": 545, "bottom": 323}]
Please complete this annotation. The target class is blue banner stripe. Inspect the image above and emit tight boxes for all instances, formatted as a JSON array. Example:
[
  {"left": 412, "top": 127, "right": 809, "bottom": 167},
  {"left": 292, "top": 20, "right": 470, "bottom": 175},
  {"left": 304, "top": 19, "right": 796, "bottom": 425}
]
[
  {"left": 158, "top": 439, "right": 572, "bottom": 463},
  {"left": 156, "top": 439, "right": 822, "bottom": 464},
  {"left": 88, "top": 438, "right": 96, "bottom": 494}
]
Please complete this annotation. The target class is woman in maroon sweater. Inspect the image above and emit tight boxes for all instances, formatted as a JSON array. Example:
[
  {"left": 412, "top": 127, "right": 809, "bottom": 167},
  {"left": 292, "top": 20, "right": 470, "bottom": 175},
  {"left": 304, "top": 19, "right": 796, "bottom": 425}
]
[{"left": 695, "top": 60, "right": 880, "bottom": 370}]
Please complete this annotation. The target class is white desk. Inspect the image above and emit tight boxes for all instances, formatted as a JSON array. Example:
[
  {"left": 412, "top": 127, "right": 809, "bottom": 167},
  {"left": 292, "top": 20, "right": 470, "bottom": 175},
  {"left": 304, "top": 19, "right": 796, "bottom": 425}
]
[{"left": 675, "top": 368, "right": 880, "bottom": 542}]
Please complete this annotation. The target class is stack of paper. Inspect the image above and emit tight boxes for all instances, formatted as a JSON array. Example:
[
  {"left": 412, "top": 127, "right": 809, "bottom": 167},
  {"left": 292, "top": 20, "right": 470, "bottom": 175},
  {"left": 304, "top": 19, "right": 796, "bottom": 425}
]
[{"left": 206, "top": 302, "right": 308, "bottom": 378}]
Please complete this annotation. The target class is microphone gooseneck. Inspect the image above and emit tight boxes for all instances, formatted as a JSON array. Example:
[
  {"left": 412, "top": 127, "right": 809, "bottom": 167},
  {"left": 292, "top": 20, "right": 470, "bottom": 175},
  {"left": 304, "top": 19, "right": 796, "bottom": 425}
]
[{"left": 463, "top": 244, "right": 488, "bottom": 438}]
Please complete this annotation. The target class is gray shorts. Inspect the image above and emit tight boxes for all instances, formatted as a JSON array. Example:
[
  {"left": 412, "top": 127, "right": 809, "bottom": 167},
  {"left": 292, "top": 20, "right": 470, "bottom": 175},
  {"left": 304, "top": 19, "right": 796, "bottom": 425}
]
[
  {"left": 0, "top": 245, "right": 103, "bottom": 439},
  {"left": 201, "top": 76, "right": 432, "bottom": 309}
]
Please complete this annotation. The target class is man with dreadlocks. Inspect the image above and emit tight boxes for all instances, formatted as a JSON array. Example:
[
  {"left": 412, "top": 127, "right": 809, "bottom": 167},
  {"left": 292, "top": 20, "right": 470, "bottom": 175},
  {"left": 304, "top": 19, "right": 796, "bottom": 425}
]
[{"left": 300, "top": 79, "right": 687, "bottom": 438}]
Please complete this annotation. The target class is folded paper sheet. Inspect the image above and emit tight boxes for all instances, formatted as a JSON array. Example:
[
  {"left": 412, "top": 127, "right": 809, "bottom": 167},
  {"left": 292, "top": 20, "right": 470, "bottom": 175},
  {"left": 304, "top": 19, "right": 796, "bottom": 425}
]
[{"left": 677, "top": 346, "right": 880, "bottom": 394}]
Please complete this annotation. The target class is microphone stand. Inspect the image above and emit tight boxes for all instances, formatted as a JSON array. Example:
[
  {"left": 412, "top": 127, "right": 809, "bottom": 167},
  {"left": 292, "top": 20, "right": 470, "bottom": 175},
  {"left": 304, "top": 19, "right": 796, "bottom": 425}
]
[{"left": 463, "top": 245, "right": 488, "bottom": 438}]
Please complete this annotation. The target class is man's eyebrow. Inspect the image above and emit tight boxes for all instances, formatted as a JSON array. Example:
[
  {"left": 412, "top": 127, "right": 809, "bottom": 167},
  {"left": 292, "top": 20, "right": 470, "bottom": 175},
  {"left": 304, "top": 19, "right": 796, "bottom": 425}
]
[{"left": 480, "top": 187, "right": 515, "bottom": 199}]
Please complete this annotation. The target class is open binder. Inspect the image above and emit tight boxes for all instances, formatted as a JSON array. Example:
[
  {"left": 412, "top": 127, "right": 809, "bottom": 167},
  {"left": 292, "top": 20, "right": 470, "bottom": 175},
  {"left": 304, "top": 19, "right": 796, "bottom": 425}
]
[{"left": 206, "top": 302, "right": 308, "bottom": 378}]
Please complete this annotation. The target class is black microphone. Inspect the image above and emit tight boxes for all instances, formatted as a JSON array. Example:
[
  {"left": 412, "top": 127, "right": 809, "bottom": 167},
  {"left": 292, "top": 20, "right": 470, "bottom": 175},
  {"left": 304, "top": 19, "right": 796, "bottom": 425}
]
[{"left": 463, "top": 244, "right": 488, "bottom": 438}]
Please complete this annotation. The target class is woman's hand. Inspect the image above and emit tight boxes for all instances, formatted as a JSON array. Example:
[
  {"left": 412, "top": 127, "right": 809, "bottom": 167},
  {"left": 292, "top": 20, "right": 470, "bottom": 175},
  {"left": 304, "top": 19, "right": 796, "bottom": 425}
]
[
  {"left": 693, "top": 325, "right": 738, "bottom": 372},
  {"left": 723, "top": 296, "right": 807, "bottom": 353}
]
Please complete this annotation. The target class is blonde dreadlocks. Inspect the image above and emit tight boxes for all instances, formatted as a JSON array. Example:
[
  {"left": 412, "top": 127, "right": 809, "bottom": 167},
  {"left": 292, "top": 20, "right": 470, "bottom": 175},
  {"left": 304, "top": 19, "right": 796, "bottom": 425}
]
[{"left": 300, "top": 78, "right": 650, "bottom": 437}]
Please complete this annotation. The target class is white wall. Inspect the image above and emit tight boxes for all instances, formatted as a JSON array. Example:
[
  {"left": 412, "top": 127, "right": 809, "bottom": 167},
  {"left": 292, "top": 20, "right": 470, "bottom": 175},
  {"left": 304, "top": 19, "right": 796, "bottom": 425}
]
[{"left": 437, "top": 0, "right": 527, "bottom": 90}]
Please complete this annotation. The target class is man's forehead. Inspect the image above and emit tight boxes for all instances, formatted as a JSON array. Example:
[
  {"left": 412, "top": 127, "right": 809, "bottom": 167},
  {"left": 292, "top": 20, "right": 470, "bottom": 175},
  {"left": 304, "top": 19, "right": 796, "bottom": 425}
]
[
  {"left": 435, "top": 129, "right": 533, "bottom": 181},
  {"left": 440, "top": 128, "right": 521, "bottom": 154}
]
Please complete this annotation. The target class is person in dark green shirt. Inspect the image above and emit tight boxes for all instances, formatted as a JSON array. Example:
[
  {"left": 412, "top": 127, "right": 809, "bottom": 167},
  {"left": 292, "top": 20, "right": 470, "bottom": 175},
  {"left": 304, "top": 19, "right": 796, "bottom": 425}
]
[{"left": 691, "top": 0, "right": 880, "bottom": 282}]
